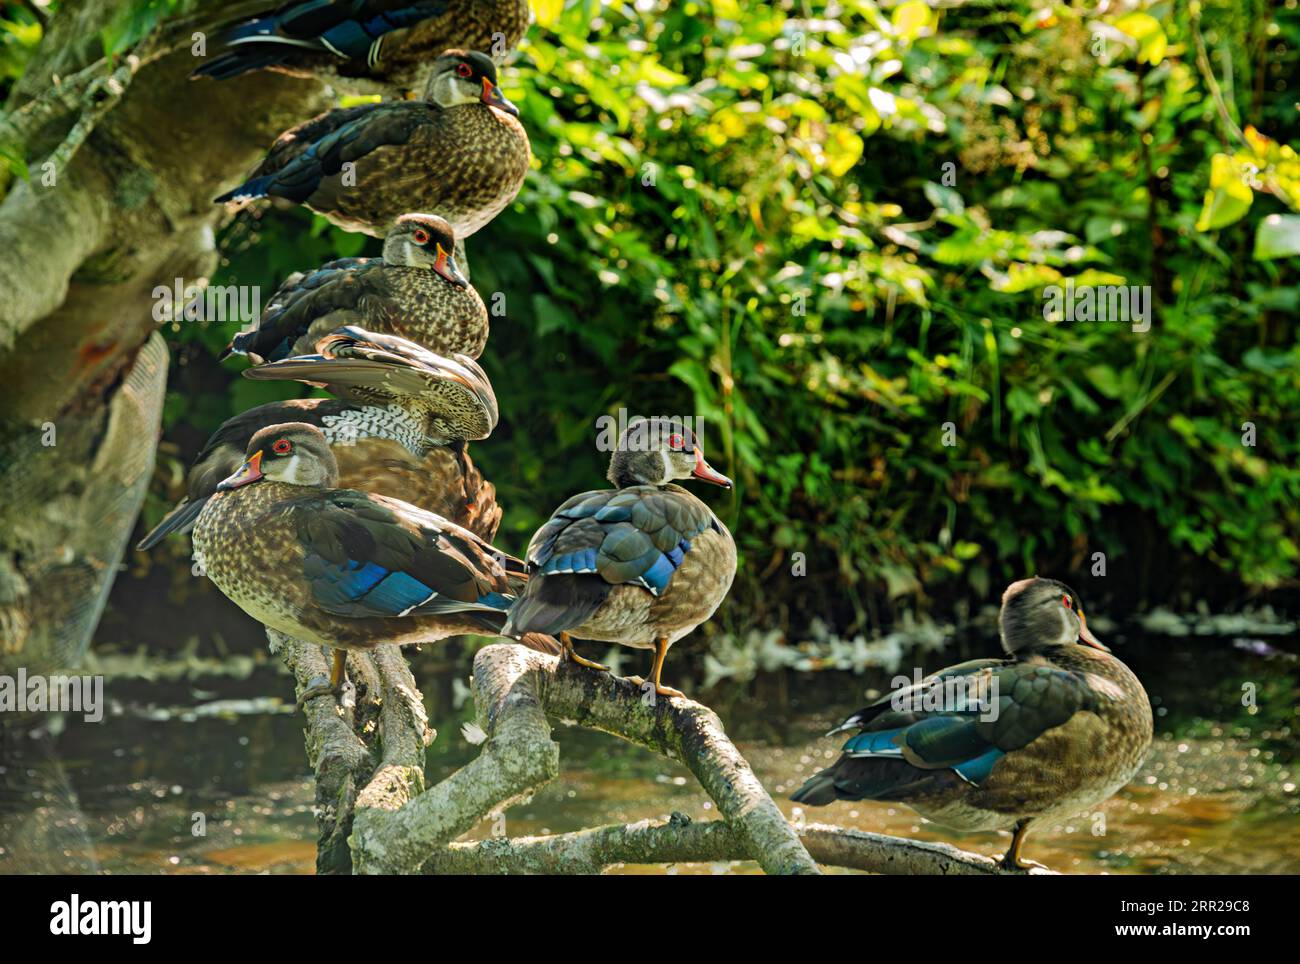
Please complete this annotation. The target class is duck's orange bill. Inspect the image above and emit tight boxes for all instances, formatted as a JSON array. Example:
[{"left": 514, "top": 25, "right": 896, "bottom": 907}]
[
  {"left": 433, "top": 243, "right": 468, "bottom": 288},
  {"left": 691, "top": 447, "right": 732, "bottom": 489},
  {"left": 217, "top": 450, "right": 263, "bottom": 491},
  {"left": 1077, "top": 612, "right": 1110, "bottom": 652},
  {"left": 481, "top": 76, "right": 520, "bottom": 116}
]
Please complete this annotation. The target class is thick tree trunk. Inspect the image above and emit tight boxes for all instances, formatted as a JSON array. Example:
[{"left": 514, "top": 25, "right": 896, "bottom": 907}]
[{"left": 0, "top": 0, "right": 328, "bottom": 669}]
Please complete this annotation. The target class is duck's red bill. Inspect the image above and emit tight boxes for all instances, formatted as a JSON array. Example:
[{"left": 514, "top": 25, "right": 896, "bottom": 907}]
[
  {"left": 691, "top": 448, "right": 732, "bottom": 488},
  {"left": 434, "top": 243, "right": 469, "bottom": 288},
  {"left": 481, "top": 77, "right": 520, "bottom": 117},
  {"left": 217, "top": 450, "right": 263, "bottom": 490}
]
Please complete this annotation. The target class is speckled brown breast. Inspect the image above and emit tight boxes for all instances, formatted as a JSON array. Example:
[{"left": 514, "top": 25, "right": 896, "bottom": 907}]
[
  {"left": 332, "top": 437, "right": 500, "bottom": 541},
  {"left": 911, "top": 648, "right": 1153, "bottom": 832},
  {"left": 193, "top": 482, "right": 319, "bottom": 642},
  {"left": 573, "top": 516, "right": 737, "bottom": 651},
  {"left": 304, "top": 103, "right": 530, "bottom": 238}
]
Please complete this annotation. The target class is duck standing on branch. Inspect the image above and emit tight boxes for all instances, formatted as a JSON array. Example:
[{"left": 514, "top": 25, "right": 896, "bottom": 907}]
[
  {"left": 191, "top": 422, "right": 558, "bottom": 706},
  {"left": 791, "top": 577, "right": 1153, "bottom": 870},
  {"left": 222, "top": 214, "right": 486, "bottom": 364},
  {"left": 137, "top": 329, "right": 500, "bottom": 550},
  {"left": 192, "top": 1, "right": 531, "bottom": 91},
  {"left": 503, "top": 417, "right": 737, "bottom": 699},
  {"left": 215, "top": 50, "right": 530, "bottom": 239}
]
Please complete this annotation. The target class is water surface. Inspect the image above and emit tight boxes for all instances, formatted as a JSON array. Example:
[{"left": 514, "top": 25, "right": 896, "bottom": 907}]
[{"left": 1, "top": 631, "right": 1294, "bottom": 874}]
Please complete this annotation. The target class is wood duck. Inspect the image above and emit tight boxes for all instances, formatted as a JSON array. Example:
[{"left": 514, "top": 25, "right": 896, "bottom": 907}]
[
  {"left": 215, "top": 50, "right": 529, "bottom": 239},
  {"left": 191, "top": 422, "right": 555, "bottom": 705},
  {"left": 791, "top": 577, "right": 1153, "bottom": 870},
  {"left": 138, "top": 329, "right": 500, "bottom": 550},
  {"left": 223, "top": 214, "right": 486, "bottom": 364},
  {"left": 192, "top": 1, "right": 530, "bottom": 92},
  {"left": 502, "top": 417, "right": 737, "bottom": 698}
]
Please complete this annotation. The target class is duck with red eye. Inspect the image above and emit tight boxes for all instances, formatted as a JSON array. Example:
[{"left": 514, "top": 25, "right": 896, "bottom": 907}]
[
  {"left": 192, "top": 423, "right": 558, "bottom": 708},
  {"left": 223, "top": 214, "right": 487, "bottom": 366},
  {"left": 503, "top": 416, "right": 737, "bottom": 699},
  {"left": 792, "top": 576, "right": 1151, "bottom": 871},
  {"left": 215, "top": 49, "right": 530, "bottom": 239}
]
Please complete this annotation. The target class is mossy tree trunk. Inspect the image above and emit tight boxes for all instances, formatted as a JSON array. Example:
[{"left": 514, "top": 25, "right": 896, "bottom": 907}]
[{"left": 0, "top": 0, "right": 327, "bottom": 669}]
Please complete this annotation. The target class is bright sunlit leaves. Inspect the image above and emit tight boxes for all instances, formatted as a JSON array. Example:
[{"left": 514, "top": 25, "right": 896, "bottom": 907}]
[
  {"left": 1114, "top": 12, "right": 1168, "bottom": 65},
  {"left": 1196, "top": 153, "right": 1255, "bottom": 231}
]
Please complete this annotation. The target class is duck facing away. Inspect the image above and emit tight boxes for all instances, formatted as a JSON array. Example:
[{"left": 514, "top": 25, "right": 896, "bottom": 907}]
[
  {"left": 191, "top": 0, "right": 530, "bottom": 91},
  {"left": 191, "top": 423, "right": 555, "bottom": 705},
  {"left": 223, "top": 214, "right": 486, "bottom": 364},
  {"left": 791, "top": 577, "right": 1153, "bottom": 870},
  {"left": 215, "top": 50, "right": 530, "bottom": 238},
  {"left": 503, "top": 417, "right": 737, "bottom": 698},
  {"left": 138, "top": 330, "right": 500, "bottom": 550}
]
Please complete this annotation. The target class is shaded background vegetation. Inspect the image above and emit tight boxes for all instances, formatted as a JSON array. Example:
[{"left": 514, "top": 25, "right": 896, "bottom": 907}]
[{"left": 5, "top": 0, "right": 1295, "bottom": 664}]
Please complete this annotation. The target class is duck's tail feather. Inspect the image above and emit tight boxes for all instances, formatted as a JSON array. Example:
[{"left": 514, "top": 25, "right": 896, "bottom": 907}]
[
  {"left": 792, "top": 758, "right": 948, "bottom": 806},
  {"left": 215, "top": 174, "right": 276, "bottom": 204},
  {"left": 517, "top": 632, "right": 563, "bottom": 657},
  {"left": 192, "top": 48, "right": 288, "bottom": 81},
  {"left": 136, "top": 497, "right": 208, "bottom": 551},
  {"left": 500, "top": 574, "right": 608, "bottom": 638},
  {"left": 789, "top": 770, "right": 840, "bottom": 806}
]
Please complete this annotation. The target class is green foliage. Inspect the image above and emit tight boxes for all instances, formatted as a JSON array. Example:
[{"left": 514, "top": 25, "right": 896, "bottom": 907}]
[{"left": 154, "top": 0, "right": 1298, "bottom": 633}]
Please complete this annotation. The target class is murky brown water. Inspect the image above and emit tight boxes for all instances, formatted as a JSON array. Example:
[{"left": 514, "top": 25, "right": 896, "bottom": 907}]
[{"left": 1, "top": 632, "right": 1296, "bottom": 874}]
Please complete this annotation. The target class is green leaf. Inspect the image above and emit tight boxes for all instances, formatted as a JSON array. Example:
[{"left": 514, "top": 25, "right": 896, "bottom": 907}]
[
  {"left": 923, "top": 181, "right": 964, "bottom": 215},
  {"left": 1195, "top": 154, "right": 1253, "bottom": 232},
  {"left": 1253, "top": 214, "right": 1300, "bottom": 260},
  {"left": 825, "top": 124, "right": 863, "bottom": 176},
  {"left": 1115, "top": 12, "right": 1167, "bottom": 65}
]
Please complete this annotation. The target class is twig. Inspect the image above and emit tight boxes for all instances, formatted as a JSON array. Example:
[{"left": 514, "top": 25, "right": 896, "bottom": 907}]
[
  {"left": 1189, "top": 10, "right": 1248, "bottom": 149},
  {"left": 426, "top": 814, "right": 1051, "bottom": 874}
]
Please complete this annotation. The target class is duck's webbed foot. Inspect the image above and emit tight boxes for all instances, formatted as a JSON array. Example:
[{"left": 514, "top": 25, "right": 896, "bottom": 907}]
[
  {"left": 294, "top": 650, "right": 355, "bottom": 711},
  {"left": 627, "top": 636, "right": 685, "bottom": 699},
  {"left": 561, "top": 632, "right": 609, "bottom": 672},
  {"left": 998, "top": 820, "right": 1046, "bottom": 871}
]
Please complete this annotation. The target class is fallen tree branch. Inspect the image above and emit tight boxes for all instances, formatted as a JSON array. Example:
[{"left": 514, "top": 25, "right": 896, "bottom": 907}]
[
  {"left": 425, "top": 814, "right": 1055, "bottom": 875},
  {"left": 284, "top": 641, "right": 1051, "bottom": 875},
  {"left": 349, "top": 643, "right": 820, "bottom": 875}
]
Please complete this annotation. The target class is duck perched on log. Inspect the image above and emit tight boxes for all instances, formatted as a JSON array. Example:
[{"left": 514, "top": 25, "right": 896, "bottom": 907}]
[
  {"left": 138, "top": 330, "right": 500, "bottom": 550},
  {"left": 215, "top": 50, "right": 529, "bottom": 238},
  {"left": 192, "top": 0, "right": 530, "bottom": 92},
  {"left": 223, "top": 214, "right": 486, "bottom": 364},
  {"left": 503, "top": 417, "right": 737, "bottom": 698},
  {"left": 191, "top": 422, "right": 556, "bottom": 705},
  {"left": 791, "top": 577, "right": 1153, "bottom": 870}
]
